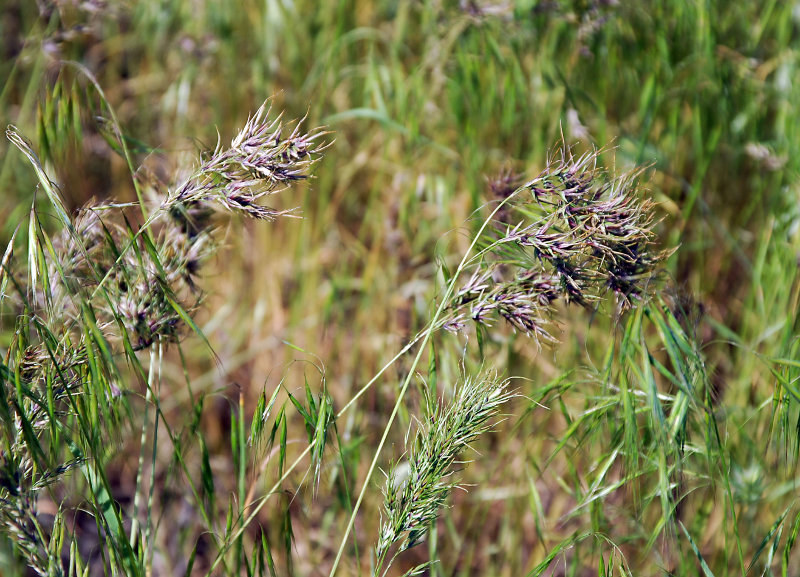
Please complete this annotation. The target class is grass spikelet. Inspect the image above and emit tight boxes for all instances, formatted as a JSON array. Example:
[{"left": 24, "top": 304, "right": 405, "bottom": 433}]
[{"left": 374, "top": 373, "right": 514, "bottom": 576}]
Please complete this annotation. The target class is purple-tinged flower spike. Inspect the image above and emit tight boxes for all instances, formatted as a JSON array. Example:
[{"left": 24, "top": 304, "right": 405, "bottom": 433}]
[
  {"left": 164, "top": 103, "right": 329, "bottom": 223},
  {"left": 444, "top": 145, "right": 672, "bottom": 342},
  {"left": 39, "top": 102, "right": 328, "bottom": 350}
]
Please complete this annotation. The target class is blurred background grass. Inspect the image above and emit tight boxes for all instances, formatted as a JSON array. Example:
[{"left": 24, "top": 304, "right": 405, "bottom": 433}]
[{"left": 2, "top": 1, "right": 800, "bottom": 575}]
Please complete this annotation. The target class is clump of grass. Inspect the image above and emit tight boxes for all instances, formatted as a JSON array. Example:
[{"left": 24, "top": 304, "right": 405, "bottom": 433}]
[
  {"left": 374, "top": 373, "right": 514, "bottom": 577},
  {"left": 0, "top": 102, "right": 327, "bottom": 576}
]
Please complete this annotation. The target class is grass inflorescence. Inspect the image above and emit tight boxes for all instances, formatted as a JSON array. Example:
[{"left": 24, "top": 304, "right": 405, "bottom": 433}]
[
  {"left": 1, "top": 103, "right": 327, "bottom": 576},
  {"left": 444, "top": 147, "right": 670, "bottom": 344},
  {"left": 375, "top": 374, "right": 514, "bottom": 577}
]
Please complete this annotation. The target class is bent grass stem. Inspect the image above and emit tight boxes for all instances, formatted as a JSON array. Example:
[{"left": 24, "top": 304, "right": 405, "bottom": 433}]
[{"left": 327, "top": 196, "right": 516, "bottom": 577}]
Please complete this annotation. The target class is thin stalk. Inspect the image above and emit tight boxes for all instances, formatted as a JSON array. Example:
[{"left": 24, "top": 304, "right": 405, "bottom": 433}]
[
  {"left": 130, "top": 348, "right": 158, "bottom": 551},
  {"left": 143, "top": 341, "right": 163, "bottom": 576},
  {"left": 206, "top": 193, "right": 518, "bottom": 577},
  {"left": 328, "top": 196, "right": 515, "bottom": 577},
  {"left": 329, "top": 322, "right": 439, "bottom": 576},
  {"left": 236, "top": 387, "right": 247, "bottom": 569}
]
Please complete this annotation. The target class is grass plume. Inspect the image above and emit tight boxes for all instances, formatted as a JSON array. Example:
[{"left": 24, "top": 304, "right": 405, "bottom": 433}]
[
  {"left": 444, "top": 147, "right": 671, "bottom": 343},
  {"left": 374, "top": 373, "right": 513, "bottom": 576}
]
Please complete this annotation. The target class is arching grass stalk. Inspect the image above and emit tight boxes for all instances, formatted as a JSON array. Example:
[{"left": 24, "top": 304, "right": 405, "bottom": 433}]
[
  {"left": 207, "top": 201, "right": 536, "bottom": 571},
  {"left": 329, "top": 145, "right": 669, "bottom": 575},
  {"left": 327, "top": 170, "right": 528, "bottom": 577}
]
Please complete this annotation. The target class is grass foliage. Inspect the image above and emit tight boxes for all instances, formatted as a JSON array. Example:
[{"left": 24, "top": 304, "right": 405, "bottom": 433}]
[{"left": 2, "top": 1, "right": 800, "bottom": 576}]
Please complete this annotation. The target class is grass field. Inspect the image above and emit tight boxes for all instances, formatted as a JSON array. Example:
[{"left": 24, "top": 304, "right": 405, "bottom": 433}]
[{"left": 2, "top": 1, "right": 800, "bottom": 576}]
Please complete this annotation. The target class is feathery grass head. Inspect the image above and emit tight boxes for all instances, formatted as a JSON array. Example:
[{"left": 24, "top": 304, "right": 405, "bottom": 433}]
[
  {"left": 164, "top": 103, "right": 329, "bottom": 223},
  {"left": 14, "top": 101, "right": 328, "bottom": 349},
  {"left": 444, "top": 145, "right": 671, "bottom": 343},
  {"left": 374, "top": 373, "right": 513, "bottom": 575}
]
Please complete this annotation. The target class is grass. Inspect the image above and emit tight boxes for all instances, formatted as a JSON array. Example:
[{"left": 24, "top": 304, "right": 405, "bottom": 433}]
[{"left": 2, "top": 1, "right": 800, "bottom": 575}]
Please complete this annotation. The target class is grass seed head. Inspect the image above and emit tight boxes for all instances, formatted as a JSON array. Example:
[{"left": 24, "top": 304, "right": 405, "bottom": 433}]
[
  {"left": 375, "top": 374, "right": 514, "bottom": 573},
  {"left": 444, "top": 145, "right": 670, "bottom": 343}
]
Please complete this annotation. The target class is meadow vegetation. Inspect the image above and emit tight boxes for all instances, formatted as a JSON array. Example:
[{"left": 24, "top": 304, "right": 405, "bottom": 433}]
[{"left": 1, "top": 1, "right": 800, "bottom": 576}]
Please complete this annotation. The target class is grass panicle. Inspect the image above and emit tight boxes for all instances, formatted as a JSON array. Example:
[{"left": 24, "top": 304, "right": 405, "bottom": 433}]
[
  {"left": 444, "top": 147, "right": 671, "bottom": 344},
  {"left": 163, "top": 103, "right": 329, "bottom": 224}
]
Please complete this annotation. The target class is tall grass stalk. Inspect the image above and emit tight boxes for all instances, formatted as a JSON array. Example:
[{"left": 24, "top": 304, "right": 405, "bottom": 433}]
[
  {"left": 323, "top": 144, "right": 668, "bottom": 575},
  {"left": 326, "top": 159, "right": 516, "bottom": 577}
]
